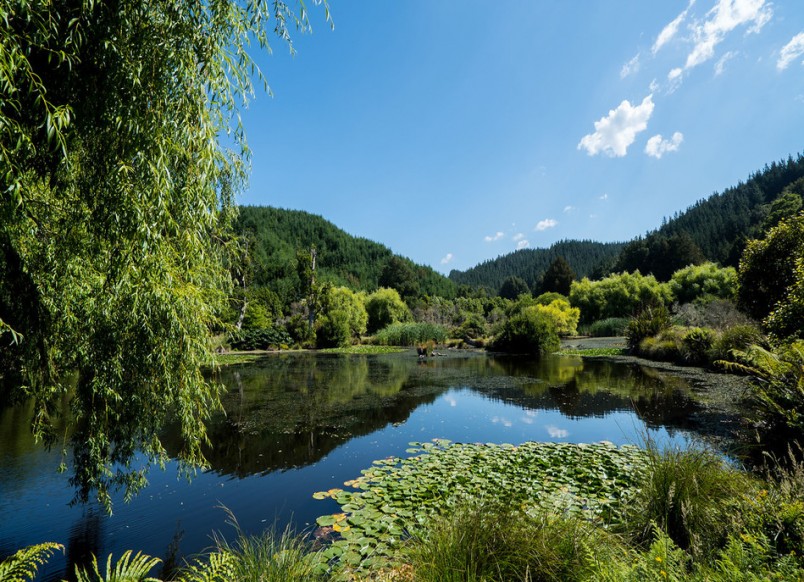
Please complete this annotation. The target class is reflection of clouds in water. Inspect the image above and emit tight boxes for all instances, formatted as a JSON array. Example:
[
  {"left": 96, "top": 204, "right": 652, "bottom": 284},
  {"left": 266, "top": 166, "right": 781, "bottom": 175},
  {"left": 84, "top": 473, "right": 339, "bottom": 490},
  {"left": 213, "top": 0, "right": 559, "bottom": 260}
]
[
  {"left": 445, "top": 395, "right": 458, "bottom": 407},
  {"left": 546, "top": 425, "right": 569, "bottom": 438},
  {"left": 492, "top": 416, "right": 513, "bottom": 428},
  {"left": 522, "top": 410, "right": 537, "bottom": 424}
]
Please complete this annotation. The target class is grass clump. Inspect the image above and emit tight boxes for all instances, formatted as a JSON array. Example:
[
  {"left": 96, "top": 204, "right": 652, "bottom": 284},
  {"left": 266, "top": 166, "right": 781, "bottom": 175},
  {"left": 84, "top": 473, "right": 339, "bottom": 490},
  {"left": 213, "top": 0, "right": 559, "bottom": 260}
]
[
  {"left": 403, "top": 503, "right": 621, "bottom": 582},
  {"left": 619, "top": 442, "right": 756, "bottom": 562}
]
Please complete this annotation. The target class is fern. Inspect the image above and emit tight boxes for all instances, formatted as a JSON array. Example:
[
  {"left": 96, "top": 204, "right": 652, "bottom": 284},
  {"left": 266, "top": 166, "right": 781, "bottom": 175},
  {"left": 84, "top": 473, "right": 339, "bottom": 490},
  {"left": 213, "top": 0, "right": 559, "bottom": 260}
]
[
  {"left": 74, "top": 550, "right": 161, "bottom": 582},
  {"left": 0, "top": 542, "right": 62, "bottom": 582},
  {"left": 175, "top": 551, "right": 236, "bottom": 582}
]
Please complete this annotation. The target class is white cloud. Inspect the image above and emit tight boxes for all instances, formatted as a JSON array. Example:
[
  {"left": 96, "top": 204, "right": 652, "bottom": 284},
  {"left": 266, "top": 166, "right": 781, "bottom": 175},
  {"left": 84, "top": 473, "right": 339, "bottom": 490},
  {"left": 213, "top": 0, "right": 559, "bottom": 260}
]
[
  {"left": 599, "top": 193, "right": 609, "bottom": 201},
  {"left": 685, "top": 0, "right": 772, "bottom": 70},
  {"left": 512, "top": 232, "right": 525, "bottom": 241},
  {"left": 563, "top": 205, "right": 575, "bottom": 213},
  {"left": 484, "top": 231, "right": 504, "bottom": 242},
  {"left": 492, "top": 416, "right": 513, "bottom": 428},
  {"left": 578, "top": 95, "right": 655, "bottom": 157},
  {"left": 645, "top": 131, "right": 684, "bottom": 158},
  {"left": 546, "top": 425, "right": 569, "bottom": 439},
  {"left": 535, "top": 218, "right": 558, "bottom": 231},
  {"left": 653, "top": 0, "right": 696, "bottom": 54},
  {"left": 778, "top": 32, "right": 804, "bottom": 70},
  {"left": 649, "top": 78, "right": 660, "bottom": 92},
  {"left": 668, "top": 67, "right": 683, "bottom": 81},
  {"left": 621, "top": 53, "right": 641, "bottom": 78},
  {"left": 516, "top": 240, "right": 529, "bottom": 250},
  {"left": 440, "top": 253, "right": 454, "bottom": 265},
  {"left": 715, "top": 50, "right": 738, "bottom": 75}
]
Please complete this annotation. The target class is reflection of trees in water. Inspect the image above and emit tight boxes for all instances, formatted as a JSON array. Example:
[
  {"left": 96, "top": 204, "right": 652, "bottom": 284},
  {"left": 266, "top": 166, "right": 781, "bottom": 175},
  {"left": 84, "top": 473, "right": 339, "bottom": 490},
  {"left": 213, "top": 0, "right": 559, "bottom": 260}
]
[
  {"left": 159, "top": 352, "right": 744, "bottom": 477},
  {"left": 482, "top": 355, "right": 733, "bottom": 440},
  {"left": 182, "top": 354, "right": 440, "bottom": 478},
  {"left": 65, "top": 507, "right": 103, "bottom": 581}
]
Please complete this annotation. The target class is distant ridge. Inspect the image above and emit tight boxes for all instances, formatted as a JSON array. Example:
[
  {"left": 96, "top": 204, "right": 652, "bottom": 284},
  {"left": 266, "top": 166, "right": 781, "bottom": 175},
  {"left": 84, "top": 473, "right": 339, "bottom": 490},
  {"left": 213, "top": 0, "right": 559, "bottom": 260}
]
[{"left": 448, "top": 240, "right": 625, "bottom": 292}]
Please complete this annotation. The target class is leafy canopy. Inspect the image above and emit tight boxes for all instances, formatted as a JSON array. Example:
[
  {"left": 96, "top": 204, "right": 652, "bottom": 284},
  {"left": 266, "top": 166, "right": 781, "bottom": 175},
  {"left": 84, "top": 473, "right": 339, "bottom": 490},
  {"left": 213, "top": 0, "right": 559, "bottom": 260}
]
[{"left": 0, "top": 0, "right": 328, "bottom": 509}]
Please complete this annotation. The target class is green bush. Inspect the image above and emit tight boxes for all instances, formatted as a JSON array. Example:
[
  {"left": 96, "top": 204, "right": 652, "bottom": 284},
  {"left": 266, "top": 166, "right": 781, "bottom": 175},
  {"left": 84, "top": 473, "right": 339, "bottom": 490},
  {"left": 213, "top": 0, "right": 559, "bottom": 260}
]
[
  {"left": 638, "top": 334, "right": 682, "bottom": 362},
  {"left": 534, "top": 298, "right": 580, "bottom": 336},
  {"left": 669, "top": 262, "right": 737, "bottom": 304},
  {"left": 587, "top": 317, "right": 630, "bottom": 337},
  {"left": 711, "top": 324, "right": 766, "bottom": 361},
  {"left": 534, "top": 291, "right": 568, "bottom": 306},
  {"left": 491, "top": 307, "right": 560, "bottom": 355},
  {"left": 364, "top": 287, "right": 411, "bottom": 334},
  {"left": 626, "top": 305, "right": 671, "bottom": 352},
  {"left": 570, "top": 271, "right": 671, "bottom": 323},
  {"left": 228, "top": 327, "right": 292, "bottom": 351},
  {"left": 680, "top": 327, "right": 715, "bottom": 365},
  {"left": 374, "top": 322, "right": 448, "bottom": 347}
]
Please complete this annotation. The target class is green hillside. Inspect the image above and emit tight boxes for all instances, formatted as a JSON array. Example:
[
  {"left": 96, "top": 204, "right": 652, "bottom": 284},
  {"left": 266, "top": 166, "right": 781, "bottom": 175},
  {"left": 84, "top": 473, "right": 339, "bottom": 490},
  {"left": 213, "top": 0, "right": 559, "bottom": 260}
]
[
  {"left": 448, "top": 240, "right": 626, "bottom": 292},
  {"left": 615, "top": 154, "right": 804, "bottom": 280},
  {"left": 236, "top": 206, "right": 456, "bottom": 304}
]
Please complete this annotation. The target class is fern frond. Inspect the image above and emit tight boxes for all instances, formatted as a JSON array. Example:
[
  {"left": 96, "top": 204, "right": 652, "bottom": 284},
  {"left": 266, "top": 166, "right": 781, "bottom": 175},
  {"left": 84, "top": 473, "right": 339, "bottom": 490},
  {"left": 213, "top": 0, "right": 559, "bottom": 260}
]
[
  {"left": 0, "top": 542, "right": 63, "bottom": 582},
  {"left": 175, "top": 551, "right": 236, "bottom": 582},
  {"left": 74, "top": 550, "right": 161, "bottom": 582}
]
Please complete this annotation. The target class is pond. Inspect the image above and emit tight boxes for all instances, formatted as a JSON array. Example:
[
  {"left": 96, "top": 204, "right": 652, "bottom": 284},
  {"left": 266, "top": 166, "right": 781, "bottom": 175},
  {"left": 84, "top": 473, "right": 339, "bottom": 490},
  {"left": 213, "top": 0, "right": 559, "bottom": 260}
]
[{"left": 0, "top": 350, "right": 737, "bottom": 580}]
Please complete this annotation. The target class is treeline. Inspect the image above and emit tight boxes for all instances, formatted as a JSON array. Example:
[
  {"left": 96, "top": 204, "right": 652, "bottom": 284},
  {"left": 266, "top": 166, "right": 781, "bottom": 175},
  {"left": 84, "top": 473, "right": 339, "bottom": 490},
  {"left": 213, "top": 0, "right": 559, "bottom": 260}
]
[
  {"left": 236, "top": 206, "right": 456, "bottom": 307},
  {"left": 615, "top": 155, "right": 804, "bottom": 278},
  {"left": 448, "top": 240, "right": 625, "bottom": 292}
]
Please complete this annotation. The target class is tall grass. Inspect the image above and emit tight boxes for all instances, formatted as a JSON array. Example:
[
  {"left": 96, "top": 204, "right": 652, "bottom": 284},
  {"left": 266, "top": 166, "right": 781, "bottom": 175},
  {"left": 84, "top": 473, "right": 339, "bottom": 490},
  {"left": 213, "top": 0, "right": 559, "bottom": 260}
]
[
  {"left": 402, "top": 503, "right": 622, "bottom": 582},
  {"left": 618, "top": 441, "right": 756, "bottom": 562}
]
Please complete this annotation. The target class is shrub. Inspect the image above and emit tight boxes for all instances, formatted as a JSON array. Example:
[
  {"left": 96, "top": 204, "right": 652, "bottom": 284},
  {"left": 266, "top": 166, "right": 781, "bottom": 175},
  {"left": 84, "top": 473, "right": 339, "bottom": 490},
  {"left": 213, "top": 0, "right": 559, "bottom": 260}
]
[
  {"left": 374, "top": 322, "right": 448, "bottom": 347},
  {"left": 454, "top": 313, "right": 487, "bottom": 341},
  {"left": 228, "top": 326, "right": 292, "bottom": 351},
  {"left": 364, "top": 288, "right": 411, "bottom": 334},
  {"left": 711, "top": 324, "right": 766, "bottom": 361},
  {"left": 587, "top": 317, "right": 630, "bottom": 337},
  {"left": 626, "top": 305, "right": 671, "bottom": 352},
  {"left": 491, "top": 307, "right": 560, "bottom": 355},
  {"left": 534, "top": 298, "right": 580, "bottom": 337},
  {"left": 673, "top": 299, "right": 754, "bottom": 331},
  {"left": 669, "top": 262, "right": 738, "bottom": 304},
  {"left": 534, "top": 291, "right": 568, "bottom": 306},
  {"left": 638, "top": 334, "right": 682, "bottom": 362},
  {"left": 680, "top": 327, "right": 715, "bottom": 365},
  {"left": 570, "top": 271, "right": 671, "bottom": 323}
]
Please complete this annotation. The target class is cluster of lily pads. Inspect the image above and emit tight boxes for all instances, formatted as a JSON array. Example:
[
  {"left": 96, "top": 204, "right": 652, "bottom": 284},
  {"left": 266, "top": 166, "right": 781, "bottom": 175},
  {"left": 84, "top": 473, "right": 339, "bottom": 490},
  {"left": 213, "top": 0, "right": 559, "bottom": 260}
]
[{"left": 312, "top": 439, "right": 647, "bottom": 573}]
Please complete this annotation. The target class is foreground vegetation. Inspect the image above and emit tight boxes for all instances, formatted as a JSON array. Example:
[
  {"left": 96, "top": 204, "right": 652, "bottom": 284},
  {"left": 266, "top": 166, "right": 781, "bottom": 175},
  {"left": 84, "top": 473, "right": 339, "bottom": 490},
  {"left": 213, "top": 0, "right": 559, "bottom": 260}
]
[{"left": 5, "top": 442, "right": 804, "bottom": 581}]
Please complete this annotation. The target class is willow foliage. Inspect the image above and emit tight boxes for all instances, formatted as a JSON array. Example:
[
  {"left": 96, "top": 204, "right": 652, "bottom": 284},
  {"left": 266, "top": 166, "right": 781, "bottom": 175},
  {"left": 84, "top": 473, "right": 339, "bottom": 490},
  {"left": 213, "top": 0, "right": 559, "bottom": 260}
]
[{"left": 0, "top": 0, "right": 329, "bottom": 509}]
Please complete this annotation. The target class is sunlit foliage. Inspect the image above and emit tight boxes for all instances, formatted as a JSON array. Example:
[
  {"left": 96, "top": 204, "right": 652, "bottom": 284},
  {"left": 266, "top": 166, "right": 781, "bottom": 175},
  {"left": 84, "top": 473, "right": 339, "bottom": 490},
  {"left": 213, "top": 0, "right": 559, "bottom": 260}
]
[{"left": 0, "top": 0, "right": 328, "bottom": 508}]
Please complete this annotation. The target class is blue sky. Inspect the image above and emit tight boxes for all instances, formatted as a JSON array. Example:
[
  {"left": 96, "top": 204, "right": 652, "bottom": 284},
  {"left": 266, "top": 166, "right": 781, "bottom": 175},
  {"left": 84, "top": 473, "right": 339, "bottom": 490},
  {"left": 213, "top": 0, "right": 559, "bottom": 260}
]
[{"left": 239, "top": 0, "right": 804, "bottom": 274}]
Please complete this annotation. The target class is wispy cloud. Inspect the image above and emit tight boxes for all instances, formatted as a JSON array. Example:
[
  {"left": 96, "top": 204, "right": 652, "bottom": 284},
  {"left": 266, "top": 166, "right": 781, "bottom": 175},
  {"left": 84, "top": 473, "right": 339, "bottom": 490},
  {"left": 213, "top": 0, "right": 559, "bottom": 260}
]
[
  {"left": 563, "top": 205, "right": 575, "bottom": 213},
  {"left": 512, "top": 232, "right": 525, "bottom": 241},
  {"left": 492, "top": 416, "right": 513, "bottom": 428},
  {"left": 653, "top": 0, "right": 696, "bottom": 55},
  {"left": 535, "top": 218, "right": 558, "bottom": 231},
  {"left": 516, "top": 240, "right": 529, "bottom": 250},
  {"left": 684, "top": 0, "right": 772, "bottom": 71},
  {"left": 714, "top": 50, "right": 738, "bottom": 75},
  {"left": 778, "top": 32, "right": 804, "bottom": 71},
  {"left": 578, "top": 95, "right": 655, "bottom": 157},
  {"left": 440, "top": 253, "right": 454, "bottom": 265},
  {"left": 621, "top": 53, "right": 641, "bottom": 78},
  {"left": 599, "top": 193, "right": 609, "bottom": 201},
  {"left": 645, "top": 131, "right": 684, "bottom": 158},
  {"left": 484, "top": 231, "right": 504, "bottom": 242},
  {"left": 546, "top": 425, "right": 569, "bottom": 439}
]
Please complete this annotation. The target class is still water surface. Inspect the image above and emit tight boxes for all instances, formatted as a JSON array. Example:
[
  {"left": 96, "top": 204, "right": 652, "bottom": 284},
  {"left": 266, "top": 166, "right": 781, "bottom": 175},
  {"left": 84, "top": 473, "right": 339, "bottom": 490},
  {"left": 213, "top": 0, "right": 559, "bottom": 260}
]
[{"left": 0, "top": 351, "right": 728, "bottom": 580}]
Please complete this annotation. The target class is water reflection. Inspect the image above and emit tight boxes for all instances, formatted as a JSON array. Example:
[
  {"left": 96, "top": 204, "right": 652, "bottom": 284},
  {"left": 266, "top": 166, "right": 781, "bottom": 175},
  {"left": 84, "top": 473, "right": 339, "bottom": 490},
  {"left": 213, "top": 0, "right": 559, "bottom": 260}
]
[
  {"left": 161, "top": 351, "right": 733, "bottom": 479},
  {"left": 0, "top": 350, "right": 744, "bottom": 581}
]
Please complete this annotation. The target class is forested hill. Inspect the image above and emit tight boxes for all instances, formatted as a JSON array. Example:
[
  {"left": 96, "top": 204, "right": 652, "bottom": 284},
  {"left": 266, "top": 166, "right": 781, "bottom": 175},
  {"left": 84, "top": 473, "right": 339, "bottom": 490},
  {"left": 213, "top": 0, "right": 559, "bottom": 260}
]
[
  {"left": 236, "top": 206, "right": 456, "bottom": 299},
  {"left": 448, "top": 240, "right": 626, "bottom": 292},
  {"left": 615, "top": 154, "right": 804, "bottom": 279}
]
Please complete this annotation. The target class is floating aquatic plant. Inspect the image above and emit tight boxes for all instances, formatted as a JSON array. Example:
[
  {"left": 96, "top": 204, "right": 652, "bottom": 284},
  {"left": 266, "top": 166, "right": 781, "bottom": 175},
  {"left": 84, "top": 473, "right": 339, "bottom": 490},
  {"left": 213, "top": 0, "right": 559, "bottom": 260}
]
[{"left": 313, "top": 439, "right": 647, "bottom": 573}]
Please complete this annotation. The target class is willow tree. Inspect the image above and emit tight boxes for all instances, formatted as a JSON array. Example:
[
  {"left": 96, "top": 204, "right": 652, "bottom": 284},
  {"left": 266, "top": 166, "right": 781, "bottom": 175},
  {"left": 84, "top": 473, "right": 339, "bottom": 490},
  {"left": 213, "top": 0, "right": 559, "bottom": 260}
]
[{"left": 0, "top": 0, "right": 329, "bottom": 509}]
